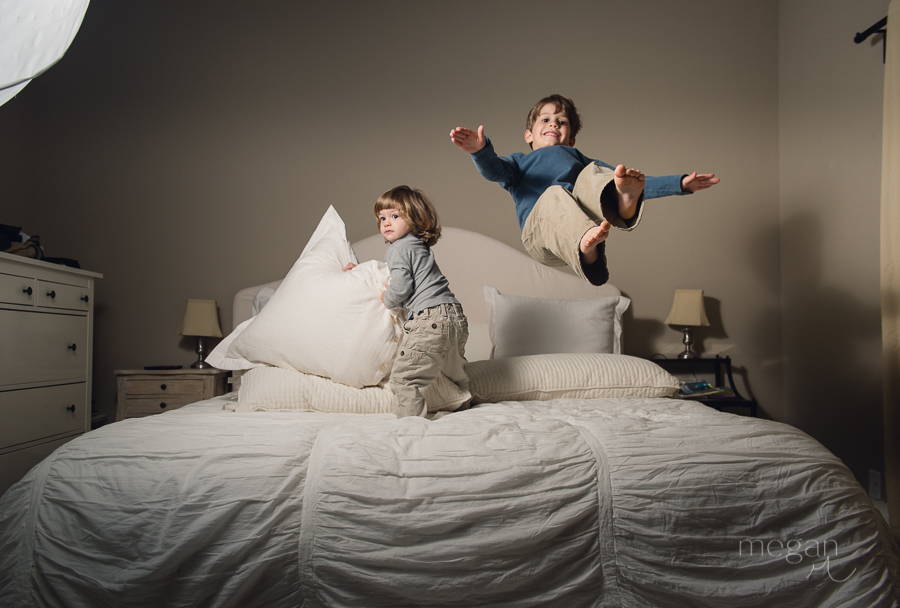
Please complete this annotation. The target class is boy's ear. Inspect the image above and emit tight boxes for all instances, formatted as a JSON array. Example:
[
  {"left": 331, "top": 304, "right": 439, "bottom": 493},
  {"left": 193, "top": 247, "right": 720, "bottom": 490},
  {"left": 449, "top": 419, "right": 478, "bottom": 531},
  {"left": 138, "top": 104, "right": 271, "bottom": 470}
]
[{"left": 524, "top": 129, "right": 534, "bottom": 145}]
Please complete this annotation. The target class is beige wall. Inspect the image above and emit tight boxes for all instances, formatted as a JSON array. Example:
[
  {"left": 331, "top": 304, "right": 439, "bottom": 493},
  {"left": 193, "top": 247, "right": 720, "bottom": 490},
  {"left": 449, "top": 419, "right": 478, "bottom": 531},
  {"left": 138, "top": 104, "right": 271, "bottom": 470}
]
[
  {"left": 0, "top": 0, "right": 887, "bottom": 485},
  {"left": 779, "top": 0, "right": 890, "bottom": 487}
]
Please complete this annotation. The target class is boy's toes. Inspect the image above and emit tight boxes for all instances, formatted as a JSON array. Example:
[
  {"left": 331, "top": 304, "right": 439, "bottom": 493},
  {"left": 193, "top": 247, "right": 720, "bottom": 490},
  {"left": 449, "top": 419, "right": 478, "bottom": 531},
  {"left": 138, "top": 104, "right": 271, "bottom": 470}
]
[{"left": 580, "top": 223, "right": 610, "bottom": 253}]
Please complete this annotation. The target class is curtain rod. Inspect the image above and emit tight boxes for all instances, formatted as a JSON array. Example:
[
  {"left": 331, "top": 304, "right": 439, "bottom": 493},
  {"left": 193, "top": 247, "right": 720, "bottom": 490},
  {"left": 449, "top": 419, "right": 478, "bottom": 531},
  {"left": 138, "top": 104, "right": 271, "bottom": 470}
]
[{"left": 855, "top": 16, "right": 887, "bottom": 63}]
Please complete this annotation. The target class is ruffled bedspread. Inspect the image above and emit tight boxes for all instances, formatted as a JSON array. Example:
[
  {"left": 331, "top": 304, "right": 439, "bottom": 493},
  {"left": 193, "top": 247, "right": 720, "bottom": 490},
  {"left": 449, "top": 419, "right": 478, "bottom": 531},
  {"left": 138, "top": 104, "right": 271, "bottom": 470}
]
[{"left": 1, "top": 395, "right": 897, "bottom": 607}]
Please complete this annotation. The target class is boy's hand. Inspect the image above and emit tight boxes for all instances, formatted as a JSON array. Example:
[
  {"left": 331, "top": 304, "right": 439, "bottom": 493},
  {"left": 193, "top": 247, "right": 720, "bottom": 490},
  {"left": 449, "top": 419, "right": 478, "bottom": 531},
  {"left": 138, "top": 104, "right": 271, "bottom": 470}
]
[
  {"left": 342, "top": 263, "right": 356, "bottom": 271},
  {"left": 681, "top": 172, "right": 720, "bottom": 193},
  {"left": 450, "top": 125, "right": 486, "bottom": 153}
]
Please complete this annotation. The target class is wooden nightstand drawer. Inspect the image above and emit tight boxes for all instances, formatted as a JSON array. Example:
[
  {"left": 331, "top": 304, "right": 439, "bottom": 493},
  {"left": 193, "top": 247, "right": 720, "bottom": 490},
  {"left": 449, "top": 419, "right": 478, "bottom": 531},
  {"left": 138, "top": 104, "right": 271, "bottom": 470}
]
[
  {"left": 121, "top": 395, "right": 202, "bottom": 418},
  {"left": 124, "top": 378, "right": 206, "bottom": 397},
  {"left": 115, "top": 369, "right": 228, "bottom": 421}
]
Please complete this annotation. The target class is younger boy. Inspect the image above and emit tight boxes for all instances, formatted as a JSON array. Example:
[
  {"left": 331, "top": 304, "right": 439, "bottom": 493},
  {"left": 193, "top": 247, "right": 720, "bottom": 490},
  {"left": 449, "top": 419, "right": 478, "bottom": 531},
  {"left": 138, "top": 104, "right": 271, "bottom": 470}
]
[
  {"left": 348, "top": 185, "right": 470, "bottom": 418},
  {"left": 450, "top": 94, "right": 718, "bottom": 285}
]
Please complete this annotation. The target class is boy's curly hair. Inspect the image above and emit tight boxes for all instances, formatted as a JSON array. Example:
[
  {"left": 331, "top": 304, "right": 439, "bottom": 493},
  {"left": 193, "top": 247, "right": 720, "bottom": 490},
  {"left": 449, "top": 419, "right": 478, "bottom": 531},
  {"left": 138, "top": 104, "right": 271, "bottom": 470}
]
[
  {"left": 525, "top": 94, "right": 582, "bottom": 141},
  {"left": 374, "top": 186, "right": 442, "bottom": 248}
]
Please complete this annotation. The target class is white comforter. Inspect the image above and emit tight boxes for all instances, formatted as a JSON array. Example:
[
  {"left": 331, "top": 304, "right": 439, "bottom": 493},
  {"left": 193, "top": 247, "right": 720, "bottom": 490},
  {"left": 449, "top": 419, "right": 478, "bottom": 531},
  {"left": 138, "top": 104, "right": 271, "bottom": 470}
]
[{"left": 1, "top": 395, "right": 897, "bottom": 607}]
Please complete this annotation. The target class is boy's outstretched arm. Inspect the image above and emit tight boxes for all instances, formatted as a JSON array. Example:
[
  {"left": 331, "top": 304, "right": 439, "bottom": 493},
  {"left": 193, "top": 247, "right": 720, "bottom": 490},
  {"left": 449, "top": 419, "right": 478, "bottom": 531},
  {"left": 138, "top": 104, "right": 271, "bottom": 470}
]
[
  {"left": 450, "top": 125, "right": 486, "bottom": 153},
  {"left": 681, "top": 172, "right": 720, "bottom": 193}
]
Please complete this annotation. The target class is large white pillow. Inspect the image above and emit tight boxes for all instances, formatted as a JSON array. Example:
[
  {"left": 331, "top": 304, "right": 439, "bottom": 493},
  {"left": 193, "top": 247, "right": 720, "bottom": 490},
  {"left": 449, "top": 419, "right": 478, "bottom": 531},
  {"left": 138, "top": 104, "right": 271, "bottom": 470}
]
[
  {"left": 206, "top": 317, "right": 261, "bottom": 371},
  {"left": 208, "top": 206, "right": 402, "bottom": 388},
  {"left": 235, "top": 366, "right": 471, "bottom": 415},
  {"left": 466, "top": 353, "right": 679, "bottom": 404},
  {"left": 484, "top": 286, "right": 629, "bottom": 359}
]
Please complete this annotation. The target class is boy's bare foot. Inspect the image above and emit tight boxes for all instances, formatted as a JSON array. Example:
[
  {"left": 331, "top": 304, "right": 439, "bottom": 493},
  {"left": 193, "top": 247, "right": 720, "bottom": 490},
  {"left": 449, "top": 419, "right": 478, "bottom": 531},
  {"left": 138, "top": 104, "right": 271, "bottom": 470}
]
[
  {"left": 615, "top": 164, "right": 645, "bottom": 221},
  {"left": 579, "top": 222, "right": 611, "bottom": 265}
]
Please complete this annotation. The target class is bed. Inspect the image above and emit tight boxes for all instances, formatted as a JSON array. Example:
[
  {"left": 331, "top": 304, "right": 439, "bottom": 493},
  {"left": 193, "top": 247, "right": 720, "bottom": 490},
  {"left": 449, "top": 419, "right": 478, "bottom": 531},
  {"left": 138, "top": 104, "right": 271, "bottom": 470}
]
[{"left": 1, "top": 209, "right": 898, "bottom": 607}]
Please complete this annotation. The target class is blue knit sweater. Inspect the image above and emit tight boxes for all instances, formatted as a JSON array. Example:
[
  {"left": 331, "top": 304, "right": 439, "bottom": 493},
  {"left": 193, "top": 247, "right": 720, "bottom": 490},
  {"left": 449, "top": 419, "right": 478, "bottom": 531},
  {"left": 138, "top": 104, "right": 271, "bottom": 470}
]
[{"left": 470, "top": 139, "right": 687, "bottom": 229}]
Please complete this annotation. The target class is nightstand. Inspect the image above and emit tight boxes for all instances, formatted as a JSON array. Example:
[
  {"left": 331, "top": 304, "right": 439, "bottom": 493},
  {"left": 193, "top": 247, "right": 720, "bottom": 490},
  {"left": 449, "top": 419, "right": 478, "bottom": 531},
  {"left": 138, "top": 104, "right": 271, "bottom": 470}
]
[
  {"left": 115, "top": 369, "right": 228, "bottom": 421},
  {"left": 650, "top": 355, "right": 757, "bottom": 417}
]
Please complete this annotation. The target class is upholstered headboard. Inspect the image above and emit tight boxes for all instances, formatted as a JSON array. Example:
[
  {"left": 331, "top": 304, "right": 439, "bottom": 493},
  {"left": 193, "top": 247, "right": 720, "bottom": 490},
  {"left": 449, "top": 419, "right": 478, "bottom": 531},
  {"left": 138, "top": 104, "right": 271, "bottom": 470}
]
[
  {"left": 233, "top": 227, "right": 618, "bottom": 326},
  {"left": 232, "top": 227, "right": 620, "bottom": 361}
]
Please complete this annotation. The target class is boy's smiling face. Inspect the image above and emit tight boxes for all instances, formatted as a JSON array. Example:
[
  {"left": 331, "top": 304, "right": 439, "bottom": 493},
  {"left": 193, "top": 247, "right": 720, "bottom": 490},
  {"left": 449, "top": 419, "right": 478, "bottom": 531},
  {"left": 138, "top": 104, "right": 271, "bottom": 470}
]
[{"left": 525, "top": 103, "right": 575, "bottom": 150}]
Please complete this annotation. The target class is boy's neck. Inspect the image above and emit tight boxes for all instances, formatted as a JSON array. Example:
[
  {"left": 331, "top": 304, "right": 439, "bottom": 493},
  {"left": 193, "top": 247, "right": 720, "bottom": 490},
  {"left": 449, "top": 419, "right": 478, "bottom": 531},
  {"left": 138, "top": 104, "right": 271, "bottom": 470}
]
[{"left": 531, "top": 143, "right": 573, "bottom": 152}]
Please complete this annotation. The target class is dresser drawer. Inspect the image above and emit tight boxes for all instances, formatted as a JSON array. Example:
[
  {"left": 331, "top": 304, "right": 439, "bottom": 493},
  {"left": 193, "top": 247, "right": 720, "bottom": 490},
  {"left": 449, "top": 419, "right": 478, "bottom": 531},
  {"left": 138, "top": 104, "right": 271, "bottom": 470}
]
[
  {"left": 121, "top": 395, "right": 200, "bottom": 418},
  {"left": 0, "top": 435, "right": 75, "bottom": 494},
  {"left": 123, "top": 378, "right": 206, "bottom": 397},
  {"left": 0, "top": 272, "right": 36, "bottom": 306},
  {"left": 36, "top": 280, "right": 92, "bottom": 312},
  {"left": 0, "top": 383, "right": 87, "bottom": 449},
  {"left": 0, "top": 309, "right": 88, "bottom": 387}
]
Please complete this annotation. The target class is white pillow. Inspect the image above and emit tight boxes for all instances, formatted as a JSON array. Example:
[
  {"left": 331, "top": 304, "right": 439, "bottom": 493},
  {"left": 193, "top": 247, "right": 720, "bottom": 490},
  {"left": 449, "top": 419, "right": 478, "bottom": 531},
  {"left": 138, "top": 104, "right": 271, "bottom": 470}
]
[
  {"left": 466, "top": 353, "right": 679, "bottom": 404},
  {"left": 484, "top": 286, "right": 629, "bottom": 359},
  {"left": 208, "top": 206, "right": 402, "bottom": 388},
  {"left": 251, "top": 286, "right": 276, "bottom": 316},
  {"left": 206, "top": 317, "right": 261, "bottom": 371},
  {"left": 235, "top": 366, "right": 471, "bottom": 415}
]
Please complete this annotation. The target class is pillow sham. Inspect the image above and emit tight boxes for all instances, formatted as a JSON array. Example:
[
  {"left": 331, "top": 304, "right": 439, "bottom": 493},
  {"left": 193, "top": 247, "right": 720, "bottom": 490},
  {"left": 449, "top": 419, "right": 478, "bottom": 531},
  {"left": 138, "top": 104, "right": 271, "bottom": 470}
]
[
  {"left": 235, "top": 366, "right": 471, "bottom": 415},
  {"left": 206, "top": 317, "right": 261, "bottom": 371},
  {"left": 484, "top": 286, "right": 629, "bottom": 359},
  {"left": 208, "top": 206, "right": 402, "bottom": 388},
  {"left": 466, "top": 353, "right": 679, "bottom": 404}
]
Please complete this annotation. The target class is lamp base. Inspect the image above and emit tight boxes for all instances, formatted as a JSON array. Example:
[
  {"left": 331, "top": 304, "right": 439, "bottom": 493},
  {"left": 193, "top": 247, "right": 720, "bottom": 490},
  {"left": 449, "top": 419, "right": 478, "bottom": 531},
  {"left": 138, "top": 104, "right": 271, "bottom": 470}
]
[
  {"left": 676, "top": 327, "right": 700, "bottom": 359},
  {"left": 191, "top": 336, "right": 214, "bottom": 369}
]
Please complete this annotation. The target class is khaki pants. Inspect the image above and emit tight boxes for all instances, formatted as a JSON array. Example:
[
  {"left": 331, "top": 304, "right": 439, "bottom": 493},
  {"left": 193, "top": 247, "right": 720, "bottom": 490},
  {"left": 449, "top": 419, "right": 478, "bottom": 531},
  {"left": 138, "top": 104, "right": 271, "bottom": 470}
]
[
  {"left": 389, "top": 303, "right": 470, "bottom": 418},
  {"left": 521, "top": 163, "right": 644, "bottom": 285}
]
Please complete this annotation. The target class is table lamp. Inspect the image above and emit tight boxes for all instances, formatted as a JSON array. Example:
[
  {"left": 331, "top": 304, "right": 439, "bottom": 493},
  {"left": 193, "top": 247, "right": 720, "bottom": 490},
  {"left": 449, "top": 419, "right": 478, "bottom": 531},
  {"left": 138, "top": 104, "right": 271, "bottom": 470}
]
[
  {"left": 664, "top": 289, "right": 710, "bottom": 359},
  {"left": 177, "top": 299, "right": 223, "bottom": 368}
]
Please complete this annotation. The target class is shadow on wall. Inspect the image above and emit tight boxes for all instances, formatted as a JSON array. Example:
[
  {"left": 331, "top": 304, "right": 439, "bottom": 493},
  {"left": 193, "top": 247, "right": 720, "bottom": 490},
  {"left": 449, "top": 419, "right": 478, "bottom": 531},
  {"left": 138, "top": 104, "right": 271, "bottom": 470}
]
[
  {"left": 776, "top": 211, "right": 883, "bottom": 485},
  {"left": 622, "top": 296, "right": 727, "bottom": 360},
  {"left": 734, "top": 210, "right": 784, "bottom": 419},
  {"left": 623, "top": 296, "right": 767, "bottom": 412}
]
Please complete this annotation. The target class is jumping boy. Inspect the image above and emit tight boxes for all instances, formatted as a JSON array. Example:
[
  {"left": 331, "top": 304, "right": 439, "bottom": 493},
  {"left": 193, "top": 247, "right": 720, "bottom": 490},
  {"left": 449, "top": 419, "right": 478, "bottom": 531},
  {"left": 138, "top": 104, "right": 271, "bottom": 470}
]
[
  {"left": 347, "top": 186, "right": 470, "bottom": 418},
  {"left": 450, "top": 94, "right": 718, "bottom": 285}
]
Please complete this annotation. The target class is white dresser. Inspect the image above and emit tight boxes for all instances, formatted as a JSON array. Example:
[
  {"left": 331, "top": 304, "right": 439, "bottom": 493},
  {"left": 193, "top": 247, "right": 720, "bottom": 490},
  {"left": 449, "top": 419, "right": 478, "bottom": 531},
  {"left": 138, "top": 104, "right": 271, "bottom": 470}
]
[{"left": 0, "top": 252, "right": 102, "bottom": 496}]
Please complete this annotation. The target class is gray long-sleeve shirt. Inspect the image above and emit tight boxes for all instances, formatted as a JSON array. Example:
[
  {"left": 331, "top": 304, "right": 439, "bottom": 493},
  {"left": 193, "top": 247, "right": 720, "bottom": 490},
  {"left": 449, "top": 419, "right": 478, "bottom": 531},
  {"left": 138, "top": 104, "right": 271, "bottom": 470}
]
[{"left": 383, "top": 233, "right": 459, "bottom": 315}]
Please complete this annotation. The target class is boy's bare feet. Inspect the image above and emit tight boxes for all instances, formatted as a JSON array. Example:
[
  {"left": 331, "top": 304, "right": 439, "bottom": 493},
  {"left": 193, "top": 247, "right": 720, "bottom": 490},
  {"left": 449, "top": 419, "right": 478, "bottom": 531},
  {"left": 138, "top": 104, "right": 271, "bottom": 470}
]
[
  {"left": 615, "top": 164, "right": 645, "bottom": 221},
  {"left": 579, "top": 221, "right": 611, "bottom": 265}
]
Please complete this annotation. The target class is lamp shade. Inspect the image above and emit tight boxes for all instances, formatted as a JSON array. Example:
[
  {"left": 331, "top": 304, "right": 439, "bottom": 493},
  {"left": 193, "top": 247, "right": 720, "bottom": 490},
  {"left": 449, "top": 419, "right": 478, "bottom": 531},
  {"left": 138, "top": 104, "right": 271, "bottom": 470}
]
[
  {"left": 664, "top": 289, "right": 710, "bottom": 327},
  {"left": 177, "top": 299, "right": 223, "bottom": 338}
]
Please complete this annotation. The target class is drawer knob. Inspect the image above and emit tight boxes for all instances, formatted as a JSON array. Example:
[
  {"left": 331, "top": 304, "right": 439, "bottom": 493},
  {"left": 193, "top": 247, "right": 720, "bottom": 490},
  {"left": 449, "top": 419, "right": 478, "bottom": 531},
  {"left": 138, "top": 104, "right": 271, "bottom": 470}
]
[
  {"left": 80, "top": 295, "right": 90, "bottom": 303},
  {"left": 23, "top": 286, "right": 33, "bottom": 296},
  {"left": 68, "top": 343, "right": 77, "bottom": 351},
  {"left": 159, "top": 402, "right": 167, "bottom": 409},
  {"left": 160, "top": 383, "right": 167, "bottom": 390},
  {"left": 66, "top": 405, "right": 76, "bottom": 412},
  {"left": 47, "top": 290, "right": 56, "bottom": 299}
]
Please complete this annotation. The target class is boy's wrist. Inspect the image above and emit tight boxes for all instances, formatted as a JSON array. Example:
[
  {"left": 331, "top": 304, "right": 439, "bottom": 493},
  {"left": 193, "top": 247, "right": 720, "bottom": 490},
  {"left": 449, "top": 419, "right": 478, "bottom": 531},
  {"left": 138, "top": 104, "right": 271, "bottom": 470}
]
[{"left": 471, "top": 137, "right": 492, "bottom": 156}]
